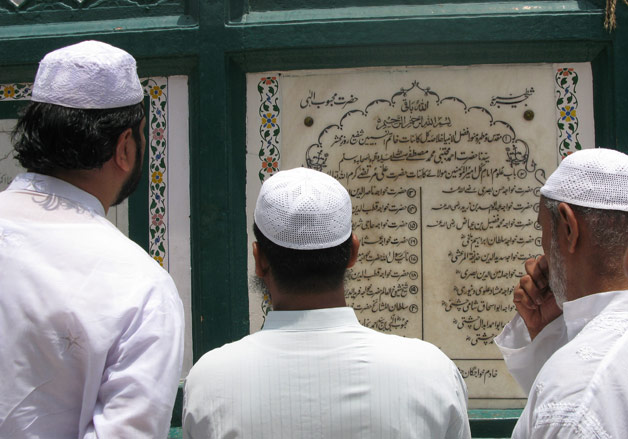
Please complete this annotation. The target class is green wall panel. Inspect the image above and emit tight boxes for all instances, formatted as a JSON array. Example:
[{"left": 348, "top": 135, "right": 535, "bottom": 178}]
[{"left": 1, "top": 1, "right": 627, "bottom": 436}]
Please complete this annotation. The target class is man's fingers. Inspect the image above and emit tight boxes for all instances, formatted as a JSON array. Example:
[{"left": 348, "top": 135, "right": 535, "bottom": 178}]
[
  {"left": 519, "top": 273, "right": 548, "bottom": 306},
  {"left": 536, "top": 254, "right": 549, "bottom": 275},
  {"left": 513, "top": 280, "right": 539, "bottom": 310},
  {"left": 524, "top": 256, "right": 549, "bottom": 292}
]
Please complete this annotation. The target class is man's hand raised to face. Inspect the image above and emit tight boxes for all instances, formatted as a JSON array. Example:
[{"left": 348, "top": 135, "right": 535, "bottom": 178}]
[{"left": 513, "top": 255, "right": 563, "bottom": 340}]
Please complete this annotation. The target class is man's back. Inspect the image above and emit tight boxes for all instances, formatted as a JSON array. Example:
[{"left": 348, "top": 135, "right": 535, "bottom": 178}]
[
  {"left": 0, "top": 174, "right": 184, "bottom": 438},
  {"left": 184, "top": 308, "right": 470, "bottom": 439},
  {"left": 503, "top": 290, "right": 628, "bottom": 439}
]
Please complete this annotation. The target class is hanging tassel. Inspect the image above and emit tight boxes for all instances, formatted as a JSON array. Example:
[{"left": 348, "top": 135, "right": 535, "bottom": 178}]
[
  {"left": 605, "top": 0, "right": 617, "bottom": 31},
  {"left": 605, "top": 0, "right": 628, "bottom": 31}
]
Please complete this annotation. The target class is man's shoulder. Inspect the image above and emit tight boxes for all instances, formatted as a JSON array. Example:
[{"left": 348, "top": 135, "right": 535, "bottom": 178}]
[
  {"left": 185, "top": 334, "right": 256, "bottom": 386},
  {"left": 552, "top": 305, "right": 628, "bottom": 365},
  {"left": 359, "top": 325, "right": 454, "bottom": 360},
  {"left": 77, "top": 219, "right": 169, "bottom": 272},
  {"left": 526, "top": 324, "right": 628, "bottom": 439},
  {"left": 534, "top": 332, "right": 596, "bottom": 393},
  {"left": 188, "top": 325, "right": 456, "bottom": 382},
  {"left": 43, "top": 215, "right": 175, "bottom": 294},
  {"left": 532, "top": 307, "right": 628, "bottom": 407}
]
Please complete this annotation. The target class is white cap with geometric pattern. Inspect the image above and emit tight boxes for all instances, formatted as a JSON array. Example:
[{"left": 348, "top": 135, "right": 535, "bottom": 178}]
[
  {"left": 540, "top": 148, "right": 628, "bottom": 211},
  {"left": 31, "top": 40, "right": 144, "bottom": 110},
  {"left": 254, "top": 167, "right": 353, "bottom": 250}
]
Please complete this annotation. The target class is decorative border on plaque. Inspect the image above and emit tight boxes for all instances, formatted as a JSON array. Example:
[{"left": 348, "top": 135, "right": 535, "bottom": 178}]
[
  {"left": 142, "top": 78, "right": 169, "bottom": 269},
  {"left": 0, "top": 79, "right": 169, "bottom": 270},
  {"left": 257, "top": 76, "right": 281, "bottom": 183},
  {"left": 256, "top": 75, "right": 281, "bottom": 318},
  {"left": 555, "top": 67, "right": 581, "bottom": 158},
  {"left": 305, "top": 80, "right": 546, "bottom": 186},
  {"left": 0, "top": 83, "right": 31, "bottom": 100}
]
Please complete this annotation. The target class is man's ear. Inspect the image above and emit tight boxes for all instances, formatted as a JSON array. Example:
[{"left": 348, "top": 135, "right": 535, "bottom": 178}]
[
  {"left": 557, "top": 202, "right": 579, "bottom": 254},
  {"left": 113, "top": 128, "right": 134, "bottom": 172},
  {"left": 253, "top": 242, "right": 270, "bottom": 278},
  {"left": 346, "top": 233, "right": 360, "bottom": 269}
]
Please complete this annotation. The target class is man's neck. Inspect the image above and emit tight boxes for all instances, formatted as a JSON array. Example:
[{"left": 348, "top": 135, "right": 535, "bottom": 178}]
[
  {"left": 578, "top": 276, "right": 628, "bottom": 299},
  {"left": 51, "top": 168, "right": 114, "bottom": 214},
  {"left": 567, "top": 257, "right": 628, "bottom": 301},
  {"left": 270, "top": 287, "right": 347, "bottom": 311}
]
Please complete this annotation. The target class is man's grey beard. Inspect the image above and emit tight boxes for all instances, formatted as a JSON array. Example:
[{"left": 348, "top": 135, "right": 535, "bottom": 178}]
[{"left": 548, "top": 233, "right": 568, "bottom": 309}]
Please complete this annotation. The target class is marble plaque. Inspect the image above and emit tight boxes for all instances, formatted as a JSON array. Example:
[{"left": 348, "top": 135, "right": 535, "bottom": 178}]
[{"left": 246, "top": 64, "right": 594, "bottom": 406}]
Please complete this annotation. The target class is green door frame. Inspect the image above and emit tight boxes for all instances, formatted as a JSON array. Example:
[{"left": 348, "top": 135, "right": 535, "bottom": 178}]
[{"left": 1, "top": 0, "right": 626, "bottom": 436}]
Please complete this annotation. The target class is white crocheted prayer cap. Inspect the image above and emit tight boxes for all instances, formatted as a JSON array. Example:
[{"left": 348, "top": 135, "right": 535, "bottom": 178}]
[
  {"left": 541, "top": 148, "right": 628, "bottom": 211},
  {"left": 254, "top": 167, "right": 352, "bottom": 250},
  {"left": 31, "top": 40, "right": 144, "bottom": 109}
]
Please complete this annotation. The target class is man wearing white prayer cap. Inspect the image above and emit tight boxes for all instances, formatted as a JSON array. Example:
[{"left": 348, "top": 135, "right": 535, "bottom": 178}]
[
  {"left": 494, "top": 148, "right": 628, "bottom": 438},
  {"left": 182, "top": 167, "right": 471, "bottom": 439},
  {"left": 0, "top": 41, "right": 184, "bottom": 438}
]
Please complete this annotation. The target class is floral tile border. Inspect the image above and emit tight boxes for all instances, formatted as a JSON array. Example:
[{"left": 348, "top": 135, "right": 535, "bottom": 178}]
[
  {"left": 0, "top": 83, "right": 31, "bottom": 99},
  {"left": 0, "top": 78, "right": 169, "bottom": 270},
  {"left": 257, "top": 76, "right": 280, "bottom": 183},
  {"left": 555, "top": 67, "right": 581, "bottom": 158},
  {"left": 142, "top": 78, "right": 169, "bottom": 269},
  {"left": 255, "top": 76, "right": 281, "bottom": 318}
]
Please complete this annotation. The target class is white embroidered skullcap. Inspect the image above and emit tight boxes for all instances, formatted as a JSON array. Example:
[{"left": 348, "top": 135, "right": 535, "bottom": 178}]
[
  {"left": 254, "top": 167, "right": 352, "bottom": 250},
  {"left": 541, "top": 148, "right": 628, "bottom": 211},
  {"left": 31, "top": 40, "right": 144, "bottom": 109}
]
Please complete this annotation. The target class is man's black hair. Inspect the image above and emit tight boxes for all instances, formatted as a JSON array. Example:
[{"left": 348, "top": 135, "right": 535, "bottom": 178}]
[
  {"left": 253, "top": 222, "right": 353, "bottom": 293},
  {"left": 12, "top": 101, "right": 144, "bottom": 174}
]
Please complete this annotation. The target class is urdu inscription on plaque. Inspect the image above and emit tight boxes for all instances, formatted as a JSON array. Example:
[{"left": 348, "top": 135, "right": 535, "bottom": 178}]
[{"left": 246, "top": 64, "right": 594, "bottom": 407}]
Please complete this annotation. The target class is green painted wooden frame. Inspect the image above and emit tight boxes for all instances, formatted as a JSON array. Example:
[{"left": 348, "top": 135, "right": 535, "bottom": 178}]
[{"left": 1, "top": 0, "right": 627, "bottom": 436}]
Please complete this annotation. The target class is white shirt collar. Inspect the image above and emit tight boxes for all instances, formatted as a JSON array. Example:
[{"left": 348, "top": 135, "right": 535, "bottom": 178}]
[
  {"left": 7, "top": 173, "right": 106, "bottom": 217},
  {"left": 263, "top": 307, "right": 360, "bottom": 331},
  {"left": 563, "top": 290, "right": 628, "bottom": 341}
]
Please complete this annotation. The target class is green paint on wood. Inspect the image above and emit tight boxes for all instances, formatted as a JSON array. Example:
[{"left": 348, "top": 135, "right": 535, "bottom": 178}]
[
  {"left": 469, "top": 409, "right": 522, "bottom": 437},
  {"left": 242, "top": 1, "right": 602, "bottom": 23},
  {"left": 0, "top": 0, "right": 189, "bottom": 27},
  {"left": 0, "top": 100, "right": 26, "bottom": 119},
  {"left": 1, "top": 1, "right": 627, "bottom": 435}
]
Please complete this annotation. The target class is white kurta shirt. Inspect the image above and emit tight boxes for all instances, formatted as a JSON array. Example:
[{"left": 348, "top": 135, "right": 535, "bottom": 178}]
[
  {"left": 495, "top": 290, "right": 628, "bottom": 439},
  {"left": 183, "top": 307, "right": 470, "bottom": 439},
  {"left": 0, "top": 173, "right": 184, "bottom": 439}
]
